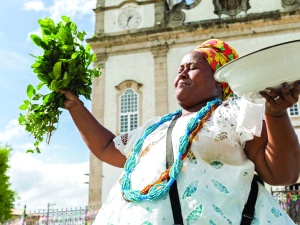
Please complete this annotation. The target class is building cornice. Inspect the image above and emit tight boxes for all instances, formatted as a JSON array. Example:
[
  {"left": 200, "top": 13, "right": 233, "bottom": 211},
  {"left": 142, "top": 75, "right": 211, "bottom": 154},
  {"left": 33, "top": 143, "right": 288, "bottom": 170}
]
[{"left": 87, "top": 9, "right": 300, "bottom": 56}]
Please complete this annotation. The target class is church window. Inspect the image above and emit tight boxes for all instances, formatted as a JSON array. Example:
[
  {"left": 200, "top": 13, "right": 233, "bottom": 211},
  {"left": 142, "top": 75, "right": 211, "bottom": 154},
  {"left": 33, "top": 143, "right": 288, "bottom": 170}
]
[
  {"left": 289, "top": 102, "right": 299, "bottom": 117},
  {"left": 115, "top": 80, "right": 143, "bottom": 135},
  {"left": 120, "top": 89, "right": 138, "bottom": 133}
]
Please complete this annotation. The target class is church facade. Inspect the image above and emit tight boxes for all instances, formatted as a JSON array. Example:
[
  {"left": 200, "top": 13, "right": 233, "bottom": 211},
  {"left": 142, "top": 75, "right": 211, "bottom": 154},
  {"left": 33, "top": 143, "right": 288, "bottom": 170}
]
[{"left": 87, "top": 0, "right": 300, "bottom": 207}]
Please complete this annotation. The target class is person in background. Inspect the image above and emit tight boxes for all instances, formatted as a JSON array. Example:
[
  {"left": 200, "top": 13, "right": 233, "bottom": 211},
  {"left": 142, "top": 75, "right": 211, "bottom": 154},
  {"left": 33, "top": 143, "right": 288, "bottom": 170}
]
[{"left": 61, "top": 39, "right": 300, "bottom": 224}]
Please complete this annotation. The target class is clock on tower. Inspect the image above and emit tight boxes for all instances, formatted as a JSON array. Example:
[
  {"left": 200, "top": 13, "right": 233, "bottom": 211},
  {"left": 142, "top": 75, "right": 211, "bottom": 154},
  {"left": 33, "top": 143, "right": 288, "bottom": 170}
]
[{"left": 117, "top": 7, "right": 142, "bottom": 30}]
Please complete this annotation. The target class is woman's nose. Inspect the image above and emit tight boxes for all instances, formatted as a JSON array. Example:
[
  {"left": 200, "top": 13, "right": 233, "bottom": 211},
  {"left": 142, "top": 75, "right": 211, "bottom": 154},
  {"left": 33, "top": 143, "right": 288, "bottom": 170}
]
[{"left": 178, "top": 69, "right": 188, "bottom": 79}]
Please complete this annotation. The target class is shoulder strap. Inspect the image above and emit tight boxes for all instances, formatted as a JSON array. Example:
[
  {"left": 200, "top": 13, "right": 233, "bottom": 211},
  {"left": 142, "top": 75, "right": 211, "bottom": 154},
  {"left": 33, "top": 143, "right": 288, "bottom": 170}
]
[
  {"left": 166, "top": 115, "right": 184, "bottom": 225},
  {"left": 166, "top": 114, "right": 258, "bottom": 225},
  {"left": 240, "top": 175, "right": 259, "bottom": 225}
]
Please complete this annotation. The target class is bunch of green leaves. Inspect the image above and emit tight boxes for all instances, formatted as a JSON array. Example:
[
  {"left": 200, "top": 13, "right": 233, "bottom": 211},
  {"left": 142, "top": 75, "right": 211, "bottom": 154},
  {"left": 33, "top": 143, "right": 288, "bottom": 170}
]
[{"left": 18, "top": 16, "right": 101, "bottom": 153}]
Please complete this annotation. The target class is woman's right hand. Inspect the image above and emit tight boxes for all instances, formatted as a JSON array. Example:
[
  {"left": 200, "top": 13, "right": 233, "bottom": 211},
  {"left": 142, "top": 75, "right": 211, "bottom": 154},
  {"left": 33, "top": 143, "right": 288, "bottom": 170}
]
[{"left": 60, "top": 90, "right": 82, "bottom": 110}]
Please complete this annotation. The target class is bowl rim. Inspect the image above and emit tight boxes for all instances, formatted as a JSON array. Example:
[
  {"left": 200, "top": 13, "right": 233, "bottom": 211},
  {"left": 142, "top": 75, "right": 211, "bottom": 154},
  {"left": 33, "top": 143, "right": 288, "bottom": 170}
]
[{"left": 214, "top": 39, "right": 300, "bottom": 81}]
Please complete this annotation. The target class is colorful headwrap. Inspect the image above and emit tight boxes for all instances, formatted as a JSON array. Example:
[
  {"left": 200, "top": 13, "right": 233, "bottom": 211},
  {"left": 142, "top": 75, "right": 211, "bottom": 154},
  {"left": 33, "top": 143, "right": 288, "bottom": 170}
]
[{"left": 193, "top": 39, "right": 239, "bottom": 101}]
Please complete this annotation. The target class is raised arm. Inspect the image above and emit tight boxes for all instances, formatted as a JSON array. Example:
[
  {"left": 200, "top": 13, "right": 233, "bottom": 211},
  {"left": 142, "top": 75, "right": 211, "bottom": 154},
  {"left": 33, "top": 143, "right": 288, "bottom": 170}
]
[
  {"left": 61, "top": 90, "right": 126, "bottom": 168},
  {"left": 245, "top": 81, "right": 300, "bottom": 185}
]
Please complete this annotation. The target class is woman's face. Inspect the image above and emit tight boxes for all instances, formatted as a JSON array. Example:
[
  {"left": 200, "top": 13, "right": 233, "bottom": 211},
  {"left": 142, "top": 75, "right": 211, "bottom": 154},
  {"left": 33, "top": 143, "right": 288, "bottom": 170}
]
[{"left": 174, "top": 51, "right": 222, "bottom": 109}]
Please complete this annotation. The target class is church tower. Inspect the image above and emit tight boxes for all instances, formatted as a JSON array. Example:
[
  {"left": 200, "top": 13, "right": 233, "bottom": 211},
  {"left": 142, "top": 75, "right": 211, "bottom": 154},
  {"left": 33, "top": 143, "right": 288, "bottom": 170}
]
[{"left": 87, "top": 0, "right": 300, "bottom": 207}]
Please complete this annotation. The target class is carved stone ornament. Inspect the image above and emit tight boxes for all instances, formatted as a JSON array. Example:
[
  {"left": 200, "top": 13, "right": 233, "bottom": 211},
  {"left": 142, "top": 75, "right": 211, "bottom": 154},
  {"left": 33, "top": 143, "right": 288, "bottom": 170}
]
[
  {"left": 213, "top": 0, "right": 251, "bottom": 17},
  {"left": 167, "top": 0, "right": 202, "bottom": 27},
  {"left": 282, "top": 0, "right": 295, "bottom": 6},
  {"left": 282, "top": 0, "right": 299, "bottom": 8}
]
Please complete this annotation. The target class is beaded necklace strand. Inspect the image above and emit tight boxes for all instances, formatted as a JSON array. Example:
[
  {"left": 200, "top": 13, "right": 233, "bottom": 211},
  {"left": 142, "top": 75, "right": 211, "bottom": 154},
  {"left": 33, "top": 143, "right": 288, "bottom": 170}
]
[{"left": 121, "top": 98, "right": 222, "bottom": 202}]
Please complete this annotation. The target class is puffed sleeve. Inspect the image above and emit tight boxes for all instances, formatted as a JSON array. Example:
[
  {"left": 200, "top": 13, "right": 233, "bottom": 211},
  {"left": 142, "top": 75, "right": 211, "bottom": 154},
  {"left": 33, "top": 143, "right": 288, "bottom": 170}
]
[
  {"left": 113, "top": 117, "right": 161, "bottom": 157},
  {"left": 232, "top": 98, "right": 264, "bottom": 146}
]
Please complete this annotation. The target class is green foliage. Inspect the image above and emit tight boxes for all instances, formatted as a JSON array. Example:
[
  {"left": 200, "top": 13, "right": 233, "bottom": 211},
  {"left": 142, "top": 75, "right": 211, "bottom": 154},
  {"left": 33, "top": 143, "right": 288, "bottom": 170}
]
[
  {"left": 0, "top": 145, "right": 17, "bottom": 221},
  {"left": 19, "top": 16, "right": 101, "bottom": 153}
]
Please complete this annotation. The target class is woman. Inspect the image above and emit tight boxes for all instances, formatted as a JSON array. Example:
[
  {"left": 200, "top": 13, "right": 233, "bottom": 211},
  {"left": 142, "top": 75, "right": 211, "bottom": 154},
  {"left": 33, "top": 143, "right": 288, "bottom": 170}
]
[{"left": 62, "top": 39, "right": 300, "bottom": 224}]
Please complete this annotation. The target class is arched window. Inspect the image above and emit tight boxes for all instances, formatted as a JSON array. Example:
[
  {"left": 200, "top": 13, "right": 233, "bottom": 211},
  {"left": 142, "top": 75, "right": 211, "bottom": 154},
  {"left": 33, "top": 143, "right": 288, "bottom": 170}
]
[
  {"left": 115, "top": 80, "right": 143, "bottom": 134},
  {"left": 288, "top": 102, "right": 299, "bottom": 117},
  {"left": 120, "top": 89, "right": 138, "bottom": 133}
]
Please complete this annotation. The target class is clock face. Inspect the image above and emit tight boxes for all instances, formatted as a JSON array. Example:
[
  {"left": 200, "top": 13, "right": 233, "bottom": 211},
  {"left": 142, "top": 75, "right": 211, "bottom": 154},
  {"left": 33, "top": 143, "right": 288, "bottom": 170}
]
[{"left": 117, "top": 8, "right": 142, "bottom": 30}]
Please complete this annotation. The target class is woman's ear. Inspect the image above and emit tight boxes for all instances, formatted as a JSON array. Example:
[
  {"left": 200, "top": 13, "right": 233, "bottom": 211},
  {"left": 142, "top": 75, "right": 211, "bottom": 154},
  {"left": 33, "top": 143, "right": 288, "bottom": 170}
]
[{"left": 216, "top": 81, "right": 222, "bottom": 87}]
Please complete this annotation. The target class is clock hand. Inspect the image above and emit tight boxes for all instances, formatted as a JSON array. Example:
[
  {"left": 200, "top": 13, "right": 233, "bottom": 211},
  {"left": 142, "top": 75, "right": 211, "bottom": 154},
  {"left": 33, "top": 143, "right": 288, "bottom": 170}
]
[{"left": 126, "top": 15, "right": 133, "bottom": 26}]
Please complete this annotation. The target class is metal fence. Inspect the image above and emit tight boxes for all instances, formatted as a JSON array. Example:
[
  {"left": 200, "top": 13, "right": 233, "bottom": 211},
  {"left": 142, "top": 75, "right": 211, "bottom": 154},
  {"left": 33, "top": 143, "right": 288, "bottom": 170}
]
[
  {"left": 271, "top": 184, "right": 300, "bottom": 225},
  {"left": 3, "top": 206, "right": 100, "bottom": 225},
  {"left": 3, "top": 185, "right": 300, "bottom": 225}
]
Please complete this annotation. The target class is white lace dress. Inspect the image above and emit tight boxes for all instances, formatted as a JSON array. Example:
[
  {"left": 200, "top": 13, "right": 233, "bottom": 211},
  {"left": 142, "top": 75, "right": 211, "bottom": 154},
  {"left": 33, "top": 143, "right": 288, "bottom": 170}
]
[{"left": 93, "top": 98, "right": 295, "bottom": 225}]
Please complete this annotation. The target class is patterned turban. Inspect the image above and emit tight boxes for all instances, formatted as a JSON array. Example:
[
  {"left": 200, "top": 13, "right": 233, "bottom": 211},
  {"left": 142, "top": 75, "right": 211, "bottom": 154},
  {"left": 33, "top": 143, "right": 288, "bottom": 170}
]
[{"left": 193, "top": 39, "right": 239, "bottom": 101}]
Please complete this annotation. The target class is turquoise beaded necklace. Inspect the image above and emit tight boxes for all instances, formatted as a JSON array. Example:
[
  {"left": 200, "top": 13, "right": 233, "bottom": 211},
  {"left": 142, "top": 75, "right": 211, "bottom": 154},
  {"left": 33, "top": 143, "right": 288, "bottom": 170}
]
[{"left": 121, "top": 98, "right": 222, "bottom": 202}]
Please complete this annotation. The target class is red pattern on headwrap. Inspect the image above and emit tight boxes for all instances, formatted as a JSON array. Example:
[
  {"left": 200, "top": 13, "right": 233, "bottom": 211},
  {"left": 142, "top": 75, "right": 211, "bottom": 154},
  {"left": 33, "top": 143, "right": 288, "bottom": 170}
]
[{"left": 193, "top": 39, "right": 239, "bottom": 101}]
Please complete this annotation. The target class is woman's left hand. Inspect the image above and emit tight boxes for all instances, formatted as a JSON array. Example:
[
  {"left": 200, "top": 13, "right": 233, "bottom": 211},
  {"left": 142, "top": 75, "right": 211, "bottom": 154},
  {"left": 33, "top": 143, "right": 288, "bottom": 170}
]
[
  {"left": 249, "top": 80, "right": 300, "bottom": 185},
  {"left": 260, "top": 80, "right": 300, "bottom": 116}
]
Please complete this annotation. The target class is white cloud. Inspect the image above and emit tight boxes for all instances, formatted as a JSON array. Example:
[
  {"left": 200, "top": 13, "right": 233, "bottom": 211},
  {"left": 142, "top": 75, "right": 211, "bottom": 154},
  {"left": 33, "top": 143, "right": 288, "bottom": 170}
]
[
  {"left": 49, "top": 0, "right": 96, "bottom": 22},
  {"left": 23, "top": 0, "right": 96, "bottom": 48},
  {"left": 23, "top": 0, "right": 46, "bottom": 11},
  {"left": 0, "top": 120, "right": 26, "bottom": 143},
  {"left": 9, "top": 152, "right": 89, "bottom": 211},
  {"left": 0, "top": 119, "right": 59, "bottom": 154},
  {"left": 23, "top": 0, "right": 96, "bottom": 22}
]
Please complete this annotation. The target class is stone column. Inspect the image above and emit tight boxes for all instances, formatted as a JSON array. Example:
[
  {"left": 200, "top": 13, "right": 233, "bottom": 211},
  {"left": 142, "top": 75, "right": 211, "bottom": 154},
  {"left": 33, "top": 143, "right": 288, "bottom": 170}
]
[
  {"left": 94, "top": 0, "right": 105, "bottom": 35},
  {"left": 88, "top": 53, "right": 107, "bottom": 208},
  {"left": 154, "top": 1, "right": 166, "bottom": 27},
  {"left": 150, "top": 44, "right": 169, "bottom": 116}
]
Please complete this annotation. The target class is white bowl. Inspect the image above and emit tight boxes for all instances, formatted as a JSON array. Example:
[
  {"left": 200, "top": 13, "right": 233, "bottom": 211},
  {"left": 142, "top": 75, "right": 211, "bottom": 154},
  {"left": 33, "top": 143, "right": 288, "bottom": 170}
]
[{"left": 214, "top": 40, "right": 300, "bottom": 99}]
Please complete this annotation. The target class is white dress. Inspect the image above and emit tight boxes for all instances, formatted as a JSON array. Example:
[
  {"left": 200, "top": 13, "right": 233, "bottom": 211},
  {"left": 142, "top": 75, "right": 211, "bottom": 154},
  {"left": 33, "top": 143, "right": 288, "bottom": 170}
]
[{"left": 93, "top": 98, "right": 296, "bottom": 225}]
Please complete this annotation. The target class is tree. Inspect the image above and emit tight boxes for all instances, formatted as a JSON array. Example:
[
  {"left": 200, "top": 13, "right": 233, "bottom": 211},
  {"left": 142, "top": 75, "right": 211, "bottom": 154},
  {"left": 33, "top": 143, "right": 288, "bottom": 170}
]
[{"left": 0, "top": 145, "right": 17, "bottom": 222}]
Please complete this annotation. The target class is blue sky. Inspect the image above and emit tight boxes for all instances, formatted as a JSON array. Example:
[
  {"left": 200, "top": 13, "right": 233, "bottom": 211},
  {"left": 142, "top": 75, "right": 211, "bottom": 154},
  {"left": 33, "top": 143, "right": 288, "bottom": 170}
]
[{"left": 0, "top": 0, "right": 96, "bottom": 212}]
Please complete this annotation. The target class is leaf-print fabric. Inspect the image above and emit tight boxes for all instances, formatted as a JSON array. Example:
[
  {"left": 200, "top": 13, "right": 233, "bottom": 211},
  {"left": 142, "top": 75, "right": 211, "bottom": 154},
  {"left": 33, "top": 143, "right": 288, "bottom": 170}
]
[{"left": 94, "top": 98, "right": 295, "bottom": 224}]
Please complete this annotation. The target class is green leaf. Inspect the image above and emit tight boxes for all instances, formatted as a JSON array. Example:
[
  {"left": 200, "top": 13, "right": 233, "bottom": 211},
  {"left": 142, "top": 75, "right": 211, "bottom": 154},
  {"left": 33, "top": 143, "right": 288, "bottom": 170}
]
[
  {"left": 29, "top": 53, "right": 39, "bottom": 58},
  {"left": 26, "top": 84, "right": 35, "bottom": 99},
  {"left": 71, "top": 52, "right": 78, "bottom": 59},
  {"left": 37, "top": 74, "right": 49, "bottom": 83},
  {"left": 61, "top": 45, "right": 73, "bottom": 51},
  {"left": 43, "top": 93, "right": 52, "bottom": 104},
  {"left": 56, "top": 27, "right": 67, "bottom": 43},
  {"left": 65, "top": 37, "right": 73, "bottom": 45},
  {"left": 42, "top": 28, "right": 51, "bottom": 36},
  {"left": 32, "top": 94, "right": 42, "bottom": 101},
  {"left": 70, "top": 22, "right": 77, "bottom": 31},
  {"left": 62, "top": 71, "right": 71, "bottom": 87},
  {"left": 53, "top": 61, "right": 62, "bottom": 79},
  {"left": 77, "top": 32, "right": 84, "bottom": 41},
  {"left": 38, "top": 18, "right": 55, "bottom": 29},
  {"left": 31, "top": 62, "right": 41, "bottom": 68},
  {"left": 30, "top": 34, "right": 42, "bottom": 47},
  {"left": 19, "top": 104, "right": 28, "bottom": 110},
  {"left": 50, "top": 80, "right": 59, "bottom": 92},
  {"left": 36, "top": 147, "right": 41, "bottom": 153},
  {"left": 48, "top": 72, "right": 55, "bottom": 79},
  {"left": 61, "top": 15, "right": 70, "bottom": 23},
  {"left": 86, "top": 44, "right": 91, "bottom": 53},
  {"left": 37, "top": 82, "right": 45, "bottom": 90},
  {"left": 18, "top": 114, "right": 25, "bottom": 124}
]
